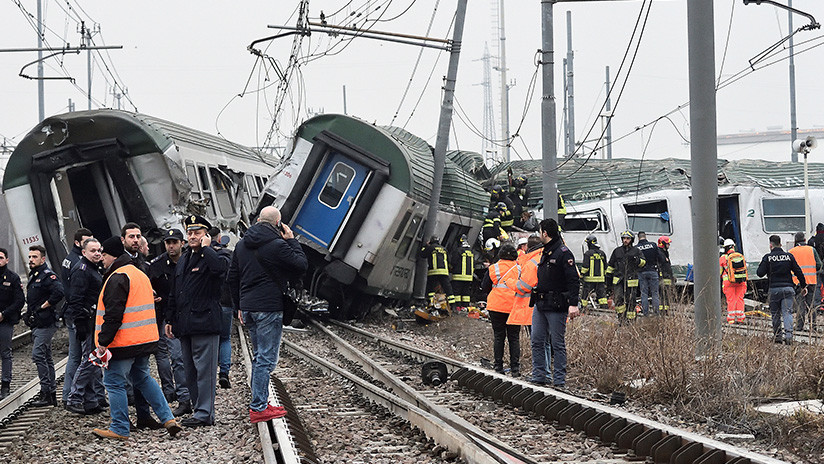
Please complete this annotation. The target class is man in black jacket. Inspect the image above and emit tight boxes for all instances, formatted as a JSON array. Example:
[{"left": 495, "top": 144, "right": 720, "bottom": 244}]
[
  {"left": 165, "top": 215, "right": 230, "bottom": 427},
  {"left": 0, "top": 247, "right": 24, "bottom": 399},
  {"left": 60, "top": 228, "right": 92, "bottom": 405},
  {"left": 228, "top": 206, "right": 307, "bottom": 424},
  {"left": 64, "top": 238, "right": 105, "bottom": 415},
  {"left": 757, "top": 235, "right": 806, "bottom": 345}
]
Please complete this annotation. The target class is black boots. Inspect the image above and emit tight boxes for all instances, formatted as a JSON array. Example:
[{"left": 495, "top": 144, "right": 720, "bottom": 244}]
[
  {"left": 0, "top": 381, "right": 10, "bottom": 400},
  {"left": 172, "top": 400, "right": 192, "bottom": 416},
  {"left": 30, "top": 391, "right": 57, "bottom": 407}
]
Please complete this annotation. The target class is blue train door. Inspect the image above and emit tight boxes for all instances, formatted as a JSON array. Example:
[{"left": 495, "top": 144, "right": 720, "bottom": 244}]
[{"left": 292, "top": 152, "right": 370, "bottom": 249}]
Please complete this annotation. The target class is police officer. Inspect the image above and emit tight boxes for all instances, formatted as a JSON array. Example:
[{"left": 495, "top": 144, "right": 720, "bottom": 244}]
[
  {"left": 0, "top": 247, "right": 24, "bottom": 400},
  {"left": 420, "top": 236, "right": 455, "bottom": 309},
  {"left": 208, "top": 227, "right": 234, "bottom": 389},
  {"left": 635, "top": 231, "right": 662, "bottom": 316},
  {"left": 606, "top": 231, "right": 646, "bottom": 324},
  {"left": 61, "top": 227, "right": 92, "bottom": 405},
  {"left": 165, "top": 215, "right": 230, "bottom": 427},
  {"left": 64, "top": 238, "right": 105, "bottom": 415},
  {"left": 23, "top": 245, "right": 65, "bottom": 407},
  {"left": 529, "top": 218, "right": 579, "bottom": 387},
  {"left": 580, "top": 235, "right": 608, "bottom": 311},
  {"left": 657, "top": 237, "right": 675, "bottom": 313},
  {"left": 148, "top": 229, "right": 191, "bottom": 415},
  {"left": 756, "top": 235, "right": 806, "bottom": 345},
  {"left": 450, "top": 235, "right": 474, "bottom": 311}
]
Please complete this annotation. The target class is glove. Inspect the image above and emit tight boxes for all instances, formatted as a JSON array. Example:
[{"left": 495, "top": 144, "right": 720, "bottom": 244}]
[
  {"left": 89, "top": 347, "right": 112, "bottom": 369},
  {"left": 22, "top": 312, "right": 34, "bottom": 328}
]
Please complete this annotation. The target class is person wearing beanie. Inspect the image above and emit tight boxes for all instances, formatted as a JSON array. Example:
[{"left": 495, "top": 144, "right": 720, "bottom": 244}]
[{"left": 789, "top": 232, "right": 821, "bottom": 331}]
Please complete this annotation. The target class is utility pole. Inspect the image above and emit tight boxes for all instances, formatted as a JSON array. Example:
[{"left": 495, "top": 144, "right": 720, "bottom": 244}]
[
  {"left": 788, "top": 0, "right": 798, "bottom": 163},
  {"left": 68, "top": 98, "right": 75, "bottom": 112},
  {"left": 36, "top": 0, "right": 44, "bottom": 122},
  {"left": 562, "top": 58, "right": 568, "bottom": 156},
  {"left": 110, "top": 86, "right": 125, "bottom": 110},
  {"left": 477, "top": 43, "right": 497, "bottom": 165},
  {"left": 566, "top": 11, "right": 575, "bottom": 157},
  {"left": 688, "top": 0, "right": 721, "bottom": 355},
  {"left": 605, "top": 65, "right": 613, "bottom": 160},
  {"left": 497, "top": 0, "right": 510, "bottom": 162},
  {"left": 415, "top": 0, "right": 469, "bottom": 298},
  {"left": 342, "top": 85, "right": 348, "bottom": 115},
  {"left": 541, "top": 0, "right": 558, "bottom": 222}
]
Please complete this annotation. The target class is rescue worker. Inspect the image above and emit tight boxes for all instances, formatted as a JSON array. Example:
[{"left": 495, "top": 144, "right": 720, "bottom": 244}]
[
  {"left": 481, "top": 243, "right": 521, "bottom": 376},
  {"left": 450, "top": 235, "right": 474, "bottom": 311},
  {"left": 61, "top": 227, "right": 93, "bottom": 405},
  {"left": 719, "top": 239, "right": 747, "bottom": 324},
  {"left": 529, "top": 218, "right": 579, "bottom": 387},
  {"left": 0, "top": 247, "right": 24, "bottom": 400},
  {"left": 606, "top": 231, "right": 645, "bottom": 324},
  {"left": 789, "top": 231, "right": 821, "bottom": 331},
  {"left": 756, "top": 235, "right": 806, "bottom": 345},
  {"left": 165, "top": 215, "right": 230, "bottom": 427},
  {"left": 807, "top": 222, "right": 824, "bottom": 318},
  {"left": 92, "top": 236, "right": 181, "bottom": 440},
  {"left": 24, "top": 245, "right": 64, "bottom": 407},
  {"left": 64, "top": 238, "right": 106, "bottom": 415},
  {"left": 657, "top": 237, "right": 675, "bottom": 313},
  {"left": 557, "top": 194, "right": 567, "bottom": 229},
  {"left": 507, "top": 172, "right": 529, "bottom": 228},
  {"left": 496, "top": 201, "right": 515, "bottom": 232},
  {"left": 420, "top": 236, "right": 455, "bottom": 308},
  {"left": 482, "top": 210, "right": 505, "bottom": 259},
  {"left": 490, "top": 184, "right": 515, "bottom": 219},
  {"left": 580, "top": 235, "right": 608, "bottom": 311},
  {"left": 505, "top": 235, "right": 544, "bottom": 365},
  {"left": 635, "top": 232, "right": 662, "bottom": 316}
]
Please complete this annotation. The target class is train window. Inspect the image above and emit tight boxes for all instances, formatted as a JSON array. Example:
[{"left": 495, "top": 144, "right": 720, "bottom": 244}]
[
  {"left": 255, "top": 176, "right": 266, "bottom": 194},
  {"left": 246, "top": 175, "right": 260, "bottom": 205},
  {"left": 185, "top": 163, "right": 202, "bottom": 202},
  {"left": 396, "top": 214, "right": 422, "bottom": 259},
  {"left": 392, "top": 211, "right": 412, "bottom": 242},
  {"left": 762, "top": 198, "right": 805, "bottom": 232},
  {"left": 318, "top": 162, "right": 356, "bottom": 209},
  {"left": 197, "top": 164, "right": 216, "bottom": 218},
  {"left": 624, "top": 200, "right": 670, "bottom": 234},
  {"left": 564, "top": 209, "right": 609, "bottom": 232},
  {"left": 210, "top": 168, "right": 236, "bottom": 215}
]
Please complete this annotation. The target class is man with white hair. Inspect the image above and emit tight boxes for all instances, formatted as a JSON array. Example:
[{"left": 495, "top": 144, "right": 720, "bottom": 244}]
[{"left": 228, "top": 206, "right": 307, "bottom": 423}]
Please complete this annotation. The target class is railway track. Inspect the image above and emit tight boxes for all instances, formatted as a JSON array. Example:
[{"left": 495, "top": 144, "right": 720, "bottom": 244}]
[{"left": 304, "top": 318, "right": 790, "bottom": 464}]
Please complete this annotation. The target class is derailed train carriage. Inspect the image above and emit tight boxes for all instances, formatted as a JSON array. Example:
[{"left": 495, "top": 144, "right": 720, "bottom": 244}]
[
  {"left": 255, "top": 114, "right": 490, "bottom": 317},
  {"left": 488, "top": 157, "right": 824, "bottom": 282},
  {"left": 2, "top": 109, "right": 276, "bottom": 270}
]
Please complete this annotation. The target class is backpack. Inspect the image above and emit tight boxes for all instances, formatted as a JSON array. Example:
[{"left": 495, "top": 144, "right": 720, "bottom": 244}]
[{"left": 726, "top": 252, "right": 747, "bottom": 283}]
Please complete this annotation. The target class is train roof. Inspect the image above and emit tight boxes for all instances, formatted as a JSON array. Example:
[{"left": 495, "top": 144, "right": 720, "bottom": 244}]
[
  {"left": 3, "top": 109, "right": 273, "bottom": 191},
  {"left": 294, "top": 114, "right": 489, "bottom": 218},
  {"left": 487, "top": 158, "right": 824, "bottom": 207}
]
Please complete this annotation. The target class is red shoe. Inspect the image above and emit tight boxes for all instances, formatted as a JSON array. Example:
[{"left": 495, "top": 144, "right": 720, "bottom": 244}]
[
  {"left": 267, "top": 404, "right": 286, "bottom": 413},
  {"left": 250, "top": 406, "right": 287, "bottom": 424}
]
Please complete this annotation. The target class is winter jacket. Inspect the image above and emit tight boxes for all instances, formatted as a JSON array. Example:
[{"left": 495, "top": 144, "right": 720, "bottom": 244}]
[
  {"left": 0, "top": 266, "right": 24, "bottom": 325},
  {"left": 166, "top": 244, "right": 230, "bottom": 337}
]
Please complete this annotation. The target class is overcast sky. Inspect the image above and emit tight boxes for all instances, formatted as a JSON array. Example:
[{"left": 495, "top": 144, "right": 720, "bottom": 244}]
[{"left": 1, "top": 0, "right": 822, "bottom": 163}]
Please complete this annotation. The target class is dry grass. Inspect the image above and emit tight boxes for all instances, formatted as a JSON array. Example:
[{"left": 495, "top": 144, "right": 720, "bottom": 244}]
[{"left": 567, "top": 309, "right": 824, "bottom": 461}]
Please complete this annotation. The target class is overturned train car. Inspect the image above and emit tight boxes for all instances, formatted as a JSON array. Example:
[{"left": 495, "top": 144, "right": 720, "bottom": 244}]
[
  {"left": 256, "top": 114, "right": 489, "bottom": 316},
  {"left": 2, "top": 109, "right": 276, "bottom": 270}
]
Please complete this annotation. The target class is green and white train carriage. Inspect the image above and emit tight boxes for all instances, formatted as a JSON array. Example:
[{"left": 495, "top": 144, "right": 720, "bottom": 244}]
[
  {"left": 2, "top": 109, "right": 276, "bottom": 270},
  {"left": 256, "top": 114, "right": 489, "bottom": 314}
]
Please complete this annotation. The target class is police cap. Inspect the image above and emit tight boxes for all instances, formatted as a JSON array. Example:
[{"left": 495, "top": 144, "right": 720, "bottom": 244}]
[
  {"left": 164, "top": 228, "right": 184, "bottom": 242},
  {"left": 183, "top": 214, "right": 212, "bottom": 231}
]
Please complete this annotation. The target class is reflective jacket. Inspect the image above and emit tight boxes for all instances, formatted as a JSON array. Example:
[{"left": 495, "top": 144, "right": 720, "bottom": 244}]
[
  {"left": 789, "top": 244, "right": 820, "bottom": 285},
  {"left": 451, "top": 247, "right": 474, "bottom": 282},
  {"left": 485, "top": 260, "right": 520, "bottom": 314},
  {"left": 720, "top": 250, "right": 747, "bottom": 285},
  {"left": 95, "top": 256, "right": 158, "bottom": 361},
  {"left": 658, "top": 247, "right": 674, "bottom": 284},
  {"left": 421, "top": 244, "right": 449, "bottom": 276},
  {"left": 581, "top": 247, "right": 607, "bottom": 283},
  {"left": 606, "top": 245, "right": 645, "bottom": 288},
  {"left": 505, "top": 246, "right": 542, "bottom": 324}
]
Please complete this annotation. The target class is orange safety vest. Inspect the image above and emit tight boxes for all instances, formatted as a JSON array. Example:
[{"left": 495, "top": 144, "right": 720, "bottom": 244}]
[
  {"left": 789, "top": 245, "right": 818, "bottom": 285},
  {"left": 506, "top": 248, "right": 542, "bottom": 325},
  {"left": 487, "top": 260, "right": 520, "bottom": 314},
  {"left": 95, "top": 264, "right": 159, "bottom": 349}
]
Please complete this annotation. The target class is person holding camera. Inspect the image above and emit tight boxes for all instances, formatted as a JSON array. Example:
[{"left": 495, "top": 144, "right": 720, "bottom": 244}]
[{"left": 23, "top": 245, "right": 64, "bottom": 407}]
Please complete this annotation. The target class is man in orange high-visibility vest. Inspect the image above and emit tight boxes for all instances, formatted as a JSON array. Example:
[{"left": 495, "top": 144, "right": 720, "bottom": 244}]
[
  {"left": 719, "top": 239, "right": 747, "bottom": 324},
  {"left": 789, "top": 232, "right": 821, "bottom": 331},
  {"left": 92, "top": 236, "right": 181, "bottom": 440}
]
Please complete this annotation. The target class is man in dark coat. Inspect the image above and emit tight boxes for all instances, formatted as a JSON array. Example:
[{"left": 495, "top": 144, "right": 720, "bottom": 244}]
[
  {"left": 227, "top": 206, "right": 307, "bottom": 424},
  {"left": 165, "top": 215, "right": 230, "bottom": 427},
  {"left": 60, "top": 228, "right": 92, "bottom": 405},
  {"left": 0, "top": 247, "right": 24, "bottom": 400}
]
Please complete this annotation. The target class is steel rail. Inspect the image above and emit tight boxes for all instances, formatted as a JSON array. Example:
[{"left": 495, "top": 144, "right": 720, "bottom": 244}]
[
  {"left": 0, "top": 356, "right": 67, "bottom": 423},
  {"left": 329, "top": 319, "right": 790, "bottom": 464},
  {"left": 281, "top": 338, "right": 520, "bottom": 464},
  {"left": 10, "top": 330, "right": 32, "bottom": 350},
  {"left": 311, "top": 320, "right": 537, "bottom": 464}
]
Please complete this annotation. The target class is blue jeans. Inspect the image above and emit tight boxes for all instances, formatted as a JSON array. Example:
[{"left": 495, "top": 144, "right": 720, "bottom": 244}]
[
  {"left": 102, "top": 355, "right": 174, "bottom": 437},
  {"left": 62, "top": 320, "right": 81, "bottom": 402},
  {"left": 638, "top": 270, "right": 660, "bottom": 315},
  {"left": 244, "top": 311, "right": 283, "bottom": 412},
  {"left": 154, "top": 322, "right": 174, "bottom": 398},
  {"left": 769, "top": 287, "right": 795, "bottom": 342},
  {"left": 67, "top": 328, "right": 104, "bottom": 408},
  {"left": 32, "top": 325, "right": 57, "bottom": 394},
  {"left": 219, "top": 306, "right": 233, "bottom": 376},
  {"left": 531, "top": 308, "right": 567, "bottom": 386}
]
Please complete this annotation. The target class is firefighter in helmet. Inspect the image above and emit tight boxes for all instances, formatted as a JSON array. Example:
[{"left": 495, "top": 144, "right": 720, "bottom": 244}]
[
  {"left": 719, "top": 238, "right": 747, "bottom": 324},
  {"left": 606, "top": 231, "right": 646, "bottom": 324},
  {"left": 580, "top": 235, "right": 608, "bottom": 311},
  {"left": 450, "top": 235, "right": 475, "bottom": 312},
  {"left": 420, "top": 236, "right": 456, "bottom": 309},
  {"left": 657, "top": 237, "right": 676, "bottom": 313}
]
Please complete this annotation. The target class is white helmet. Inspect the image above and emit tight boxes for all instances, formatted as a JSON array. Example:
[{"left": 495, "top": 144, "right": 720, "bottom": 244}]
[
  {"left": 485, "top": 238, "right": 501, "bottom": 251},
  {"left": 723, "top": 238, "right": 735, "bottom": 249}
]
